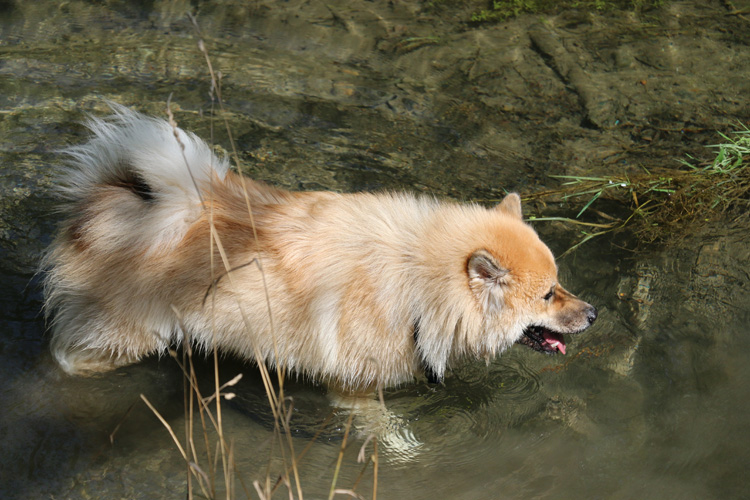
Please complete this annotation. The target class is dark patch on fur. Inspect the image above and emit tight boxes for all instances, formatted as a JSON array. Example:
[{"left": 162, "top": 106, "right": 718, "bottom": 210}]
[{"left": 113, "top": 171, "right": 155, "bottom": 202}]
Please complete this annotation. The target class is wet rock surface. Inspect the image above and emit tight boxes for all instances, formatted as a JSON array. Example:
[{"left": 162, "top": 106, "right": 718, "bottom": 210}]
[{"left": 2, "top": 1, "right": 750, "bottom": 201}]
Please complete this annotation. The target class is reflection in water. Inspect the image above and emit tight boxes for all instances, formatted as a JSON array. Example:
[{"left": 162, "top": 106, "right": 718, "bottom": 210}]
[{"left": 1, "top": 1, "right": 749, "bottom": 499}]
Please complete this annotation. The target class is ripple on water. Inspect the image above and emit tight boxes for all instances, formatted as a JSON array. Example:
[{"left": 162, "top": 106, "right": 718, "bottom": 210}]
[{"left": 376, "top": 354, "right": 544, "bottom": 467}]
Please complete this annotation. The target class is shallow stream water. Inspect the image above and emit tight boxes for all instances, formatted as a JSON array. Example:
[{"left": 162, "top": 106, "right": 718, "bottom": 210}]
[{"left": 1, "top": 1, "right": 749, "bottom": 499}]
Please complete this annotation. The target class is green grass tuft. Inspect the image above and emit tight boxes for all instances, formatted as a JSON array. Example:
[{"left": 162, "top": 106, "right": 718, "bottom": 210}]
[{"left": 524, "top": 124, "right": 750, "bottom": 254}]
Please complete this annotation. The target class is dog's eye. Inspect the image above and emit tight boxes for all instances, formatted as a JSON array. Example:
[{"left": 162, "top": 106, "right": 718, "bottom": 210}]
[{"left": 543, "top": 289, "right": 555, "bottom": 301}]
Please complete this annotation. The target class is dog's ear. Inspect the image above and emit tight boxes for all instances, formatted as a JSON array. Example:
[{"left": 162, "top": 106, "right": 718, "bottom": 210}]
[
  {"left": 466, "top": 250, "right": 508, "bottom": 289},
  {"left": 468, "top": 250, "right": 508, "bottom": 285},
  {"left": 495, "top": 193, "right": 522, "bottom": 220},
  {"left": 468, "top": 250, "right": 510, "bottom": 311}
]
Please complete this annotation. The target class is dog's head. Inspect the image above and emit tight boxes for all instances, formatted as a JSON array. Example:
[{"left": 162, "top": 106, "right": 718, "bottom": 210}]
[{"left": 467, "top": 193, "right": 597, "bottom": 357}]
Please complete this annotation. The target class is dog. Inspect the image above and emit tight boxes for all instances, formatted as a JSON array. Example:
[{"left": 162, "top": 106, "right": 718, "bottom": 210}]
[{"left": 42, "top": 105, "right": 597, "bottom": 393}]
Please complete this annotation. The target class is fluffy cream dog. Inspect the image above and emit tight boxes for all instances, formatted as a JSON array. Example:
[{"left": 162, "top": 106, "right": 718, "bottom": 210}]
[{"left": 43, "top": 106, "right": 597, "bottom": 392}]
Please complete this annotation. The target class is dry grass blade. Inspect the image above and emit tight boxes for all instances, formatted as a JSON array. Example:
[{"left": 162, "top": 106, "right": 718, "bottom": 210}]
[
  {"left": 185, "top": 14, "right": 306, "bottom": 499},
  {"left": 372, "top": 437, "right": 378, "bottom": 500},
  {"left": 201, "top": 373, "right": 244, "bottom": 406},
  {"left": 526, "top": 216, "right": 618, "bottom": 229},
  {"left": 270, "top": 412, "right": 336, "bottom": 496},
  {"left": 141, "top": 394, "right": 212, "bottom": 498},
  {"left": 332, "top": 490, "right": 366, "bottom": 500},
  {"left": 108, "top": 401, "right": 137, "bottom": 445},
  {"left": 253, "top": 480, "right": 269, "bottom": 500},
  {"left": 141, "top": 394, "right": 188, "bottom": 460},
  {"left": 350, "top": 434, "right": 378, "bottom": 498},
  {"left": 166, "top": 93, "right": 206, "bottom": 208},
  {"left": 357, "top": 435, "right": 376, "bottom": 464},
  {"left": 149, "top": 13, "right": 409, "bottom": 499},
  {"left": 329, "top": 412, "right": 355, "bottom": 500}
]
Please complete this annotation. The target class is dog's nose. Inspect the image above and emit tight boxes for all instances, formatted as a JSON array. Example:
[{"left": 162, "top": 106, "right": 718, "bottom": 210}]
[{"left": 586, "top": 305, "right": 598, "bottom": 325}]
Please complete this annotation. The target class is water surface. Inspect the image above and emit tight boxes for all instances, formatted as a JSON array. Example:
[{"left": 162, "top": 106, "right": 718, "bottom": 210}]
[{"left": 1, "top": 1, "right": 749, "bottom": 498}]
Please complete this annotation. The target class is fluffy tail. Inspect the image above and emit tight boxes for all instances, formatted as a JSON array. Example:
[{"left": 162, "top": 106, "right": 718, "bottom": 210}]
[
  {"left": 43, "top": 105, "right": 229, "bottom": 374},
  {"left": 59, "top": 104, "right": 229, "bottom": 236}
]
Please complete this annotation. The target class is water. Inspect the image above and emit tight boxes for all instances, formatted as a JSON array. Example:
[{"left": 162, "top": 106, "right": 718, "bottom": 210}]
[{"left": 1, "top": 1, "right": 749, "bottom": 498}]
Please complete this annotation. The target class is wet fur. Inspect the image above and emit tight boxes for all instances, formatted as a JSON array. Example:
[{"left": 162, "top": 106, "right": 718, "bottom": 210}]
[{"left": 43, "top": 106, "right": 596, "bottom": 391}]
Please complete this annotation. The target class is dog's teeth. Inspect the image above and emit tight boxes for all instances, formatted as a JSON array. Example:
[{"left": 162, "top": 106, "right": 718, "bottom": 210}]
[{"left": 542, "top": 331, "right": 566, "bottom": 355}]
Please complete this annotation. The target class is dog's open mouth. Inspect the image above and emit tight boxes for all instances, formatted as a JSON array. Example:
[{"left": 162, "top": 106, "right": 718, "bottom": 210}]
[{"left": 518, "top": 326, "right": 567, "bottom": 355}]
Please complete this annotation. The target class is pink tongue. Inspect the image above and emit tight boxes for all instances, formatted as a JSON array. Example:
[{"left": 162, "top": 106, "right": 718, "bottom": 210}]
[{"left": 542, "top": 331, "right": 566, "bottom": 355}]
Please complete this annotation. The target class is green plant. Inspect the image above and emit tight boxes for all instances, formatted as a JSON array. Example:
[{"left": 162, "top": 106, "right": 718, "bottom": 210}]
[{"left": 523, "top": 124, "right": 750, "bottom": 255}]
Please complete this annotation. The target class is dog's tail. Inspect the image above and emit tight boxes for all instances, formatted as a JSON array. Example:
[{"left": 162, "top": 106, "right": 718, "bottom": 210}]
[
  {"left": 43, "top": 105, "right": 229, "bottom": 374},
  {"left": 57, "top": 104, "right": 229, "bottom": 247}
]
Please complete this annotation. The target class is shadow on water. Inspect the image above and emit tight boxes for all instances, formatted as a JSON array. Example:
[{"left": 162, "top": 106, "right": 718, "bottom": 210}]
[{"left": 1, "top": 0, "right": 750, "bottom": 498}]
